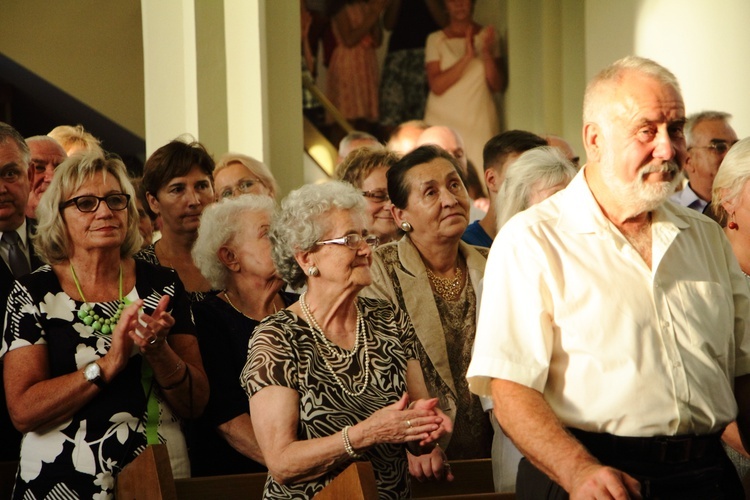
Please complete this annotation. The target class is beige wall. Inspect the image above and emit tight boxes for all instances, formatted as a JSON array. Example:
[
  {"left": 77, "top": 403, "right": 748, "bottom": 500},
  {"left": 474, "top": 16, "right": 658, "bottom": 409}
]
[
  {"left": 585, "top": 0, "right": 750, "bottom": 138},
  {"left": 0, "top": 0, "right": 145, "bottom": 137}
]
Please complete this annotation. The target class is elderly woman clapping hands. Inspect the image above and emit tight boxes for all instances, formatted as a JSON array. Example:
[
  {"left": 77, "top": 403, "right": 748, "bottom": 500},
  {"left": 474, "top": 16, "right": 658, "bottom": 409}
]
[{"left": 241, "top": 181, "right": 452, "bottom": 499}]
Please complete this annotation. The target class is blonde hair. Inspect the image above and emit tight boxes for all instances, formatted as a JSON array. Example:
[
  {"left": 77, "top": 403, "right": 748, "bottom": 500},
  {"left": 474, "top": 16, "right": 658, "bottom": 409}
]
[
  {"left": 48, "top": 124, "right": 104, "bottom": 155},
  {"left": 34, "top": 152, "right": 141, "bottom": 263},
  {"left": 214, "top": 153, "right": 278, "bottom": 199}
]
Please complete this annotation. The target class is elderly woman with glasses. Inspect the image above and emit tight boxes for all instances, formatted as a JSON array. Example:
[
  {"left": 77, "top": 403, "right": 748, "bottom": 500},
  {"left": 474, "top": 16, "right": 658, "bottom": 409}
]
[
  {"left": 213, "top": 152, "right": 278, "bottom": 200},
  {"left": 361, "top": 145, "right": 492, "bottom": 466},
  {"left": 188, "top": 195, "right": 297, "bottom": 476},
  {"left": 241, "top": 181, "right": 452, "bottom": 499},
  {"left": 335, "top": 146, "right": 401, "bottom": 244},
  {"left": 0, "top": 152, "right": 208, "bottom": 499}
]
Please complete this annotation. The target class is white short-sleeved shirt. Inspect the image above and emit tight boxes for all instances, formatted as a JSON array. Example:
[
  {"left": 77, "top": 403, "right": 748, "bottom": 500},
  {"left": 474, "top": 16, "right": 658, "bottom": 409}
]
[{"left": 467, "top": 168, "right": 750, "bottom": 437}]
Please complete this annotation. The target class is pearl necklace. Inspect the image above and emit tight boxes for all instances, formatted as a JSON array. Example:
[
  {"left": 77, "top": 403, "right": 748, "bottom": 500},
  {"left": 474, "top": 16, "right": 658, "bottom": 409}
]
[
  {"left": 299, "top": 292, "right": 370, "bottom": 397},
  {"left": 426, "top": 266, "right": 463, "bottom": 301},
  {"left": 71, "top": 264, "right": 124, "bottom": 335}
]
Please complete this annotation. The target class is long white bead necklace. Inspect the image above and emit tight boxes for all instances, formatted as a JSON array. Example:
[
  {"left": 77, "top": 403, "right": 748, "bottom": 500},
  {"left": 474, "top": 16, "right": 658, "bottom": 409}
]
[{"left": 299, "top": 292, "right": 370, "bottom": 397}]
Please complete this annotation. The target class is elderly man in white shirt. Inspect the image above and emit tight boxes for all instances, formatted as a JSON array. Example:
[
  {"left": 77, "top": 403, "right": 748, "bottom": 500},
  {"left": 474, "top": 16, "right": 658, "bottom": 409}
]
[{"left": 467, "top": 56, "right": 750, "bottom": 499}]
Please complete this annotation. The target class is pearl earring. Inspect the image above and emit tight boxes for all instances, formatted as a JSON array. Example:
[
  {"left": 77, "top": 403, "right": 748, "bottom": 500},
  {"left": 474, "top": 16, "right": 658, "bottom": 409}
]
[
  {"left": 400, "top": 221, "right": 413, "bottom": 232},
  {"left": 307, "top": 266, "right": 320, "bottom": 277}
]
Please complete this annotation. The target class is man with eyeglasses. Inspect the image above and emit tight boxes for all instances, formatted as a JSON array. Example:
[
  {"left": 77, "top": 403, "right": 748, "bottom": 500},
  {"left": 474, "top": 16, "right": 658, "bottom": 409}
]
[
  {"left": 0, "top": 122, "right": 43, "bottom": 462},
  {"left": 670, "top": 111, "right": 737, "bottom": 212}
]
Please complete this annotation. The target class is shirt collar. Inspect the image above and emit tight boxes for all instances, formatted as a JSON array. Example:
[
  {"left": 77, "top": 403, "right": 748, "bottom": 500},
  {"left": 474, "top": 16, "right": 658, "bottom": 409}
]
[{"left": 557, "top": 166, "right": 690, "bottom": 234}]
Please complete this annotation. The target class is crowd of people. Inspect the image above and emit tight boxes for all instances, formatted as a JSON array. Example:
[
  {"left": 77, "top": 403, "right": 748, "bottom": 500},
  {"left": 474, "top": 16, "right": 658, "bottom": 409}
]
[{"left": 0, "top": 37, "right": 749, "bottom": 500}]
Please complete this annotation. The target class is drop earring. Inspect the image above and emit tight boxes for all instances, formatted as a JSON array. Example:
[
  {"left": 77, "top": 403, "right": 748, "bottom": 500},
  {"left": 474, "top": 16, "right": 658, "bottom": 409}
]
[{"left": 728, "top": 212, "right": 739, "bottom": 230}]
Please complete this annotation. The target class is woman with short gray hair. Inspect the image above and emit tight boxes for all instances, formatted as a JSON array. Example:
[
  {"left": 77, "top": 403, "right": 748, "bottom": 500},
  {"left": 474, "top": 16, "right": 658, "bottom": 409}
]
[
  {"left": 190, "top": 194, "right": 296, "bottom": 476},
  {"left": 242, "top": 181, "right": 452, "bottom": 499},
  {"left": 496, "top": 146, "right": 577, "bottom": 229}
]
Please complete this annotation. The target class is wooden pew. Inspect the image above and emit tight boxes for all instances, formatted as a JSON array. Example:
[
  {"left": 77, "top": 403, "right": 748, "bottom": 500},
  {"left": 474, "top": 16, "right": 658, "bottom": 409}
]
[
  {"left": 115, "top": 445, "right": 177, "bottom": 500},
  {"left": 314, "top": 462, "right": 379, "bottom": 499},
  {"left": 412, "top": 458, "right": 513, "bottom": 499},
  {"left": 174, "top": 472, "right": 266, "bottom": 499}
]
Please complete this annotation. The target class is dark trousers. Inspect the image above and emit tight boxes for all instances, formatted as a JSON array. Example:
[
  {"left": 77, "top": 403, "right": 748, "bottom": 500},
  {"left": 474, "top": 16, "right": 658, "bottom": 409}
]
[{"left": 516, "top": 430, "right": 745, "bottom": 500}]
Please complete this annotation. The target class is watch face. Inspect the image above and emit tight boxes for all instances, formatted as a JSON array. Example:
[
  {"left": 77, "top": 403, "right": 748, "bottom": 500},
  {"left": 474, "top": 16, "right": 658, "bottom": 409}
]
[{"left": 85, "top": 362, "right": 101, "bottom": 381}]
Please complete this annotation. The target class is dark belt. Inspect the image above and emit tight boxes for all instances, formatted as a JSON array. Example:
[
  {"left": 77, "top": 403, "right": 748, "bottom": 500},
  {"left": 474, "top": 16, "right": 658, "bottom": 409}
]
[{"left": 568, "top": 428, "right": 725, "bottom": 465}]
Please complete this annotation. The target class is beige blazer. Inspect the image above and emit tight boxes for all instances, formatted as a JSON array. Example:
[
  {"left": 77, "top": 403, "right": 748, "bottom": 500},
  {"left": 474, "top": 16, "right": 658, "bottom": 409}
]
[{"left": 362, "top": 235, "right": 488, "bottom": 432}]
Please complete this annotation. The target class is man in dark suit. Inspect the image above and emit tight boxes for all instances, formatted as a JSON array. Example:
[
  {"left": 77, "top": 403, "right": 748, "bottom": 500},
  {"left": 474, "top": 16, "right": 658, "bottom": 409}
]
[{"left": 0, "top": 122, "right": 43, "bottom": 461}]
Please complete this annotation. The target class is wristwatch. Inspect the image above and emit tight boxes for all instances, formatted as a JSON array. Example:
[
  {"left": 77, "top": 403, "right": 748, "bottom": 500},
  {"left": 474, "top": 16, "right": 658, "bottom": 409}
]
[{"left": 83, "top": 362, "right": 106, "bottom": 389}]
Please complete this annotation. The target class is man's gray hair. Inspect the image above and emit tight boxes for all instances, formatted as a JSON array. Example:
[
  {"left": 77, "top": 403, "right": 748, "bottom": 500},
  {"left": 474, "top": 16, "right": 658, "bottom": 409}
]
[
  {"left": 583, "top": 56, "right": 682, "bottom": 124},
  {"left": 192, "top": 194, "right": 276, "bottom": 290},
  {"left": 271, "top": 181, "right": 365, "bottom": 289},
  {"left": 0, "top": 122, "right": 30, "bottom": 167},
  {"left": 496, "top": 146, "right": 577, "bottom": 229},
  {"left": 685, "top": 111, "right": 733, "bottom": 147},
  {"left": 338, "top": 131, "right": 381, "bottom": 158}
]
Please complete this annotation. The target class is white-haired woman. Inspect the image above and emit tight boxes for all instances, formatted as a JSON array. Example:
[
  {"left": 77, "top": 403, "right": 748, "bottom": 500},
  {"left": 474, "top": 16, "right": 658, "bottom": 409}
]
[
  {"left": 496, "top": 146, "right": 577, "bottom": 229},
  {"left": 482, "top": 145, "right": 576, "bottom": 493},
  {"left": 1, "top": 152, "right": 207, "bottom": 498},
  {"left": 213, "top": 152, "right": 278, "bottom": 200},
  {"left": 712, "top": 136, "right": 750, "bottom": 487},
  {"left": 241, "top": 181, "right": 452, "bottom": 499},
  {"left": 189, "top": 195, "right": 296, "bottom": 476}
]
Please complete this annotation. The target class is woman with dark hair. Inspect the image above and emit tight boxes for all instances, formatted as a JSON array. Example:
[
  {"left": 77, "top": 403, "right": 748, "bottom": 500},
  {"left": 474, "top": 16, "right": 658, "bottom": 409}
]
[
  {"left": 135, "top": 138, "right": 216, "bottom": 302},
  {"left": 1, "top": 152, "right": 207, "bottom": 498},
  {"left": 362, "top": 145, "right": 492, "bottom": 464}
]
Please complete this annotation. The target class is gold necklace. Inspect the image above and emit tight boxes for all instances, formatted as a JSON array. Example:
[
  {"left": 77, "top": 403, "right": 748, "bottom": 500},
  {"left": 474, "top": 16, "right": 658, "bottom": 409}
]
[
  {"left": 224, "top": 290, "right": 277, "bottom": 320},
  {"left": 426, "top": 266, "right": 463, "bottom": 301}
]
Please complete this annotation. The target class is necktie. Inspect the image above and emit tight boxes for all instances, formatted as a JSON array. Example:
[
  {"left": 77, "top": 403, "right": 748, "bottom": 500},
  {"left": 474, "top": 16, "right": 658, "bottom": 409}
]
[{"left": 3, "top": 231, "right": 30, "bottom": 277}]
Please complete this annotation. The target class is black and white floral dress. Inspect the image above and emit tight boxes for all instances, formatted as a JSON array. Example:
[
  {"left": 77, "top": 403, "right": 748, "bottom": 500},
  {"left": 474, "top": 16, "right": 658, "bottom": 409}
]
[
  {"left": 0, "top": 260, "right": 195, "bottom": 500},
  {"left": 241, "top": 297, "right": 416, "bottom": 499}
]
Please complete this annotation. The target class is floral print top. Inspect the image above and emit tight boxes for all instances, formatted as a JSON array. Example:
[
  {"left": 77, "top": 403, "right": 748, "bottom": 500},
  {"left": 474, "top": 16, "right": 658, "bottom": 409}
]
[{"left": 0, "top": 261, "right": 195, "bottom": 500}]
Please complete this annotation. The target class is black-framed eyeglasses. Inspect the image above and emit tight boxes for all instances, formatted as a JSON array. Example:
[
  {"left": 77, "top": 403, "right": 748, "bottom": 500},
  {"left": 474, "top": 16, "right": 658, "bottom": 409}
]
[
  {"left": 60, "top": 193, "right": 131, "bottom": 213},
  {"left": 689, "top": 140, "right": 734, "bottom": 155},
  {"left": 316, "top": 233, "right": 379, "bottom": 250},
  {"left": 362, "top": 190, "right": 390, "bottom": 203}
]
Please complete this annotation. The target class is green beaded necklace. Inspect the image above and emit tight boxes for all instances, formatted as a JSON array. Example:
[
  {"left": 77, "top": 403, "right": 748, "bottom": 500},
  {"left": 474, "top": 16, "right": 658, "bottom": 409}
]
[{"left": 71, "top": 264, "right": 125, "bottom": 335}]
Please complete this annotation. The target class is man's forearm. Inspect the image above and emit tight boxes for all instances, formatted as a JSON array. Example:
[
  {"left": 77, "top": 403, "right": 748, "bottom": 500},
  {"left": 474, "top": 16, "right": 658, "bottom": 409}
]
[{"left": 490, "top": 378, "right": 600, "bottom": 492}]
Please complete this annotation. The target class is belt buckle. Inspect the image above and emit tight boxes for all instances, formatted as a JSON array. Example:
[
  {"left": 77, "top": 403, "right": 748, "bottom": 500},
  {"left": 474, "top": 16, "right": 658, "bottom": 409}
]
[{"left": 654, "top": 436, "right": 692, "bottom": 464}]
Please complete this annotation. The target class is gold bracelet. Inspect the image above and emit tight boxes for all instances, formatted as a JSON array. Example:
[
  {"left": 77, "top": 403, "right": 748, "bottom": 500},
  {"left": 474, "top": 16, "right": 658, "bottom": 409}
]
[
  {"left": 158, "top": 364, "right": 189, "bottom": 391},
  {"left": 342, "top": 425, "right": 361, "bottom": 459}
]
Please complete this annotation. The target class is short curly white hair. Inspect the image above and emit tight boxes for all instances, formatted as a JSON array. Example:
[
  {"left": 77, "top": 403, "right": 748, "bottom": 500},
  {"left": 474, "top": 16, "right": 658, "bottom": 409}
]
[
  {"left": 271, "top": 181, "right": 365, "bottom": 289},
  {"left": 192, "top": 194, "right": 276, "bottom": 290}
]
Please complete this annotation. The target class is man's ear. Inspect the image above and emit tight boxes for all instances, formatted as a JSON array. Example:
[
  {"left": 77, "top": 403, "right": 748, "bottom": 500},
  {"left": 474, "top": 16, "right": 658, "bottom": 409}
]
[
  {"left": 583, "top": 122, "right": 603, "bottom": 164},
  {"left": 683, "top": 151, "right": 696, "bottom": 175},
  {"left": 485, "top": 167, "right": 499, "bottom": 195},
  {"left": 218, "top": 246, "right": 239, "bottom": 272}
]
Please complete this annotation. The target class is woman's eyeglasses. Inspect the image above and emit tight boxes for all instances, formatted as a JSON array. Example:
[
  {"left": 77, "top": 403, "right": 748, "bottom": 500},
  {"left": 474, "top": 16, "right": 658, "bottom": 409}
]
[
  {"left": 60, "top": 193, "right": 130, "bottom": 213},
  {"left": 316, "top": 233, "right": 380, "bottom": 249},
  {"left": 362, "top": 190, "right": 390, "bottom": 203},
  {"left": 220, "top": 178, "right": 263, "bottom": 199}
]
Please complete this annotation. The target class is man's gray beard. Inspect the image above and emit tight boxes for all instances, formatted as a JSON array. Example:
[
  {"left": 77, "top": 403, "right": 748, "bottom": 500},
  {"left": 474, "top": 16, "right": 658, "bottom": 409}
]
[{"left": 601, "top": 159, "right": 680, "bottom": 215}]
